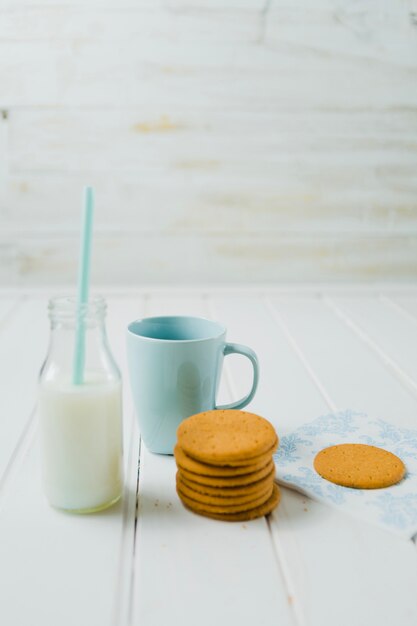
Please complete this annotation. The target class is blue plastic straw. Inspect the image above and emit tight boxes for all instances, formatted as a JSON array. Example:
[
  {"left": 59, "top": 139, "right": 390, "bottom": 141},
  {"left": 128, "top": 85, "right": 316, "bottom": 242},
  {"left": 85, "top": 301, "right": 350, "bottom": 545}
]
[{"left": 72, "top": 187, "right": 94, "bottom": 385}]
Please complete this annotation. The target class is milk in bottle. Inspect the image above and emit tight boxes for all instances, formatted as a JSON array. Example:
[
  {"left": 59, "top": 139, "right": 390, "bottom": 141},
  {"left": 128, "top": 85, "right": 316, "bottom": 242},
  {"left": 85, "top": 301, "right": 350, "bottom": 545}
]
[{"left": 38, "top": 296, "right": 123, "bottom": 513}]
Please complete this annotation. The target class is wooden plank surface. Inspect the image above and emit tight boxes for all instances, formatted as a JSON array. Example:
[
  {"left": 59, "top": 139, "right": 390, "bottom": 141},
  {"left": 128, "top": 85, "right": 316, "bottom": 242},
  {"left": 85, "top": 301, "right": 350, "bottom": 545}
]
[
  {"left": 2, "top": 233, "right": 417, "bottom": 287},
  {"left": 1, "top": 6, "right": 416, "bottom": 108},
  {"left": 0, "top": 2, "right": 416, "bottom": 285},
  {"left": 1, "top": 287, "right": 417, "bottom": 626}
]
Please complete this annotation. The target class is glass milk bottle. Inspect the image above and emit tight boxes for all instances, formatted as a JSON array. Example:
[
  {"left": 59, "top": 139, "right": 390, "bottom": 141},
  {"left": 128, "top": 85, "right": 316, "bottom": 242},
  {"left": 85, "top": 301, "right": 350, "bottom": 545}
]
[{"left": 38, "top": 296, "right": 123, "bottom": 513}]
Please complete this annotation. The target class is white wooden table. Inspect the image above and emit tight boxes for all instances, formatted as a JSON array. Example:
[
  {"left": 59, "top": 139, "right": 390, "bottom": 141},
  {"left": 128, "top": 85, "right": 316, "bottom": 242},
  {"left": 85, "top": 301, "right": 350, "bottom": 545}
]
[{"left": 1, "top": 285, "right": 417, "bottom": 626}]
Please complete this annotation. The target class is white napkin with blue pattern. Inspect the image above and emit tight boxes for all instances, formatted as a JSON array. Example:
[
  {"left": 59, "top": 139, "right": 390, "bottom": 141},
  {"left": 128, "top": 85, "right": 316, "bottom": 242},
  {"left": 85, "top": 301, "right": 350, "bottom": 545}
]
[{"left": 273, "top": 410, "right": 417, "bottom": 539}]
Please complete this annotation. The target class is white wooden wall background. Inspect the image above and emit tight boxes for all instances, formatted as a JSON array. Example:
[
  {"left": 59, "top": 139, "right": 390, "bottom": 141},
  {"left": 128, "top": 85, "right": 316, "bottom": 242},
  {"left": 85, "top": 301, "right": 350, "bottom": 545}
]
[{"left": 0, "top": 0, "right": 416, "bottom": 285}]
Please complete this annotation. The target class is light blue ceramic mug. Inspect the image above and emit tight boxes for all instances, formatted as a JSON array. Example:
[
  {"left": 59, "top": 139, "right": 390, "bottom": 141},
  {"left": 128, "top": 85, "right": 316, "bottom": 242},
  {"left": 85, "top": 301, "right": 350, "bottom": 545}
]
[{"left": 127, "top": 315, "right": 259, "bottom": 454}]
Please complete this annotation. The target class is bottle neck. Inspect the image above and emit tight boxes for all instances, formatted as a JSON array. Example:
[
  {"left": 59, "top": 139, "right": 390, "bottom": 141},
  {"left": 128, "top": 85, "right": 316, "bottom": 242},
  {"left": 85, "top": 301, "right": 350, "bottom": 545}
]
[
  {"left": 40, "top": 295, "right": 120, "bottom": 385},
  {"left": 49, "top": 295, "right": 107, "bottom": 328}
]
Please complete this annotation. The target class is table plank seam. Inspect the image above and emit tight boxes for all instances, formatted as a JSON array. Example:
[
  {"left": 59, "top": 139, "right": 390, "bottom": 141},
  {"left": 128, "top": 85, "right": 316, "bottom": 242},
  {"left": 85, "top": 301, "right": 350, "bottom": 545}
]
[
  {"left": 0, "top": 295, "right": 24, "bottom": 333},
  {"left": 381, "top": 295, "right": 417, "bottom": 326},
  {"left": 205, "top": 294, "right": 238, "bottom": 408},
  {"left": 266, "top": 514, "right": 306, "bottom": 626},
  {"left": 265, "top": 296, "right": 338, "bottom": 412},
  {"left": 324, "top": 296, "right": 417, "bottom": 399},
  {"left": 111, "top": 417, "right": 141, "bottom": 626},
  {"left": 207, "top": 294, "right": 303, "bottom": 625},
  {"left": 129, "top": 437, "right": 142, "bottom": 626},
  {"left": 0, "top": 405, "right": 37, "bottom": 511}
]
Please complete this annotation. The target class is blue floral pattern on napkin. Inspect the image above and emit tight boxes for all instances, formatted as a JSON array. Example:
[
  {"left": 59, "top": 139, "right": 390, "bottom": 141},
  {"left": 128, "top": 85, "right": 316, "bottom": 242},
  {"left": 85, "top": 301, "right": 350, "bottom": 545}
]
[{"left": 274, "top": 410, "right": 417, "bottom": 539}]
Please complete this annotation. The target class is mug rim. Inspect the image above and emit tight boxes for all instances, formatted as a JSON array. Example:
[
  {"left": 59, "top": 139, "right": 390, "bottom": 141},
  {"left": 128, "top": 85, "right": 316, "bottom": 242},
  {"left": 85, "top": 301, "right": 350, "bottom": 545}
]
[{"left": 127, "top": 315, "right": 226, "bottom": 343}]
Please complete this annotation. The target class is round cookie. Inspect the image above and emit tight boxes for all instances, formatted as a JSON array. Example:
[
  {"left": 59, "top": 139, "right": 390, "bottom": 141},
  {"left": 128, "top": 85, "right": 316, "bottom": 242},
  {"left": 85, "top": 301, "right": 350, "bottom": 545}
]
[
  {"left": 179, "top": 468, "right": 274, "bottom": 497},
  {"left": 177, "top": 482, "right": 273, "bottom": 514},
  {"left": 181, "top": 484, "right": 281, "bottom": 522},
  {"left": 177, "top": 409, "right": 278, "bottom": 465},
  {"left": 174, "top": 444, "right": 274, "bottom": 475},
  {"left": 179, "top": 462, "right": 275, "bottom": 488},
  {"left": 176, "top": 473, "right": 273, "bottom": 506},
  {"left": 314, "top": 443, "right": 406, "bottom": 489},
  {"left": 200, "top": 439, "right": 278, "bottom": 468}
]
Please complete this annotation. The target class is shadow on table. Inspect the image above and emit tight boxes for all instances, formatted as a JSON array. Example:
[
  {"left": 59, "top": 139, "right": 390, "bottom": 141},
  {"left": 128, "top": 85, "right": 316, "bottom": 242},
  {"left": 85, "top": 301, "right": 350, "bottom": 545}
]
[
  {"left": 52, "top": 487, "right": 136, "bottom": 519},
  {"left": 271, "top": 484, "right": 329, "bottom": 530}
]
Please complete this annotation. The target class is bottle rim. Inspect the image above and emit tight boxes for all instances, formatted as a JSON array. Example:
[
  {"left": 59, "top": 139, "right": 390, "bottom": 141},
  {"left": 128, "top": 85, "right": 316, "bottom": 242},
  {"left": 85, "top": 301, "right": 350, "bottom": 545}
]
[{"left": 48, "top": 295, "right": 107, "bottom": 321}]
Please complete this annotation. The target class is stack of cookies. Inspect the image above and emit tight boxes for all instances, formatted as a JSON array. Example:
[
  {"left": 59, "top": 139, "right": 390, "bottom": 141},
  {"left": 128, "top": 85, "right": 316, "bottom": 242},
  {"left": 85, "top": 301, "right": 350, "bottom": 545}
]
[{"left": 175, "top": 409, "right": 280, "bottom": 521}]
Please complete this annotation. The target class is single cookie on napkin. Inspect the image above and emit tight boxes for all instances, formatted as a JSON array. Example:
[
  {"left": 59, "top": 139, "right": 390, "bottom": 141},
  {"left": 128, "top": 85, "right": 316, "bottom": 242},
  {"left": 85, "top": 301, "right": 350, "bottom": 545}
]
[
  {"left": 274, "top": 410, "right": 417, "bottom": 538},
  {"left": 314, "top": 443, "right": 406, "bottom": 489}
]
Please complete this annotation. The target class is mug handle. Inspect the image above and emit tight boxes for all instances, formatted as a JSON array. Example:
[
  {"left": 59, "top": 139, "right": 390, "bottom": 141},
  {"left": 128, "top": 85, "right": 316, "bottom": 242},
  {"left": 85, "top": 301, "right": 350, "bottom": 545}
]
[{"left": 215, "top": 343, "right": 259, "bottom": 411}]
